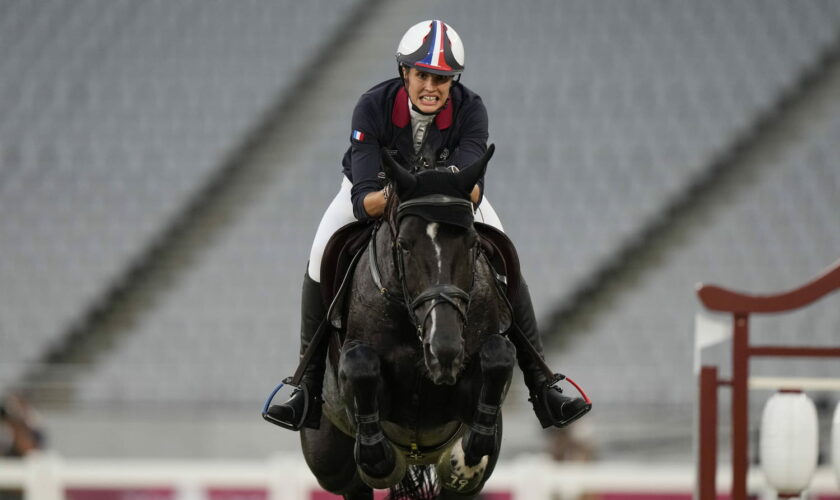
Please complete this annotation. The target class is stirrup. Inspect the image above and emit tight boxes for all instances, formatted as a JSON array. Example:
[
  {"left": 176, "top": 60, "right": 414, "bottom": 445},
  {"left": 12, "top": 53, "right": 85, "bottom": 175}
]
[
  {"left": 534, "top": 373, "right": 593, "bottom": 428},
  {"left": 261, "top": 377, "right": 310, "bottom": 431}
]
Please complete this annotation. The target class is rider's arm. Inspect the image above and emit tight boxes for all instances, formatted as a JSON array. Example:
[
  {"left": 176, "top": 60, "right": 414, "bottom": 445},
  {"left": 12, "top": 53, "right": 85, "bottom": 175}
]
[
  {"left": 362, "top": 189, "right": 389, "bottom": 218},
  {"left": 471, "top": 185, "right": 481, "bottom": 205},
  {"left": 347, "top": 94, "right": 386, "bottom": 221}
]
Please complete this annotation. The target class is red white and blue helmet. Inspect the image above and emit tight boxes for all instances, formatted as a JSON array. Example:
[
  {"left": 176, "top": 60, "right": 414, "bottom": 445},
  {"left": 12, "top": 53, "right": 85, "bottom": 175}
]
[{"left": 396, "top": 20, "right": 465, "bottom": 76}]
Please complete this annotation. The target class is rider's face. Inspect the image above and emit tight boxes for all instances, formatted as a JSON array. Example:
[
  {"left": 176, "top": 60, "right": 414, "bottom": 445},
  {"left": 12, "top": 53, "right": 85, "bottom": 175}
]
[{"left": 403, "top": 67, "right": 453, "bottom": 114}]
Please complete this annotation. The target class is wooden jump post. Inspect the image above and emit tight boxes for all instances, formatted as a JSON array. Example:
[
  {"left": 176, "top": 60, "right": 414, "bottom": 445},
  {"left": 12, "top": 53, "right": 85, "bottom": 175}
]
[{"left": 695, "top": 258, "right": 840, "bottom": 500}]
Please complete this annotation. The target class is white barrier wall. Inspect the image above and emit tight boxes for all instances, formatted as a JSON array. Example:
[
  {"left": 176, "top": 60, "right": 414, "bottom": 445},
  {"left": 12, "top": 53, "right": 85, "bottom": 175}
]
[{"left": 1, "top": 453, "right": 840, "bottom": 500}]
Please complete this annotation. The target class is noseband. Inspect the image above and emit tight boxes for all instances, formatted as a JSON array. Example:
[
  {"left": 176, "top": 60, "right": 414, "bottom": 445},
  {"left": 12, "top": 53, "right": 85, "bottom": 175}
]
[{"left": 369, "top": 195, "right": 477, "bottom": 340}]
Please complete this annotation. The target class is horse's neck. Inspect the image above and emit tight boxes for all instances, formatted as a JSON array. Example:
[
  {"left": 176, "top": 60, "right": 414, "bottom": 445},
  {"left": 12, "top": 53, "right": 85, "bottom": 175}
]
[{"left": 373, "top": 222, "right": 400, "bottom": 290}]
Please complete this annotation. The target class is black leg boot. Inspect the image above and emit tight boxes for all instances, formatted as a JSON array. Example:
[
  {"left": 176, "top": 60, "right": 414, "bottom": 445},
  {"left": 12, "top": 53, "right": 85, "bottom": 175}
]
[
  {"left": 510, "top": 281, "right": 591, "bottom": 428},
  {"left": 267, "top": 272, "right": 327, "bottom": 430}
]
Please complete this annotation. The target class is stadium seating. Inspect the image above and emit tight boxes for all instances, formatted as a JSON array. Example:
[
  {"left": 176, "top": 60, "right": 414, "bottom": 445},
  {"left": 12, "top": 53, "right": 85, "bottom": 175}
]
[
  {"left": 438, "top": 0, "right": 840, "bottom": 313},
  {"left": 548, "top": 87, "right": 840, "bottom": 449},
  {"left": 2, "top": 0, "right": 839, "bottom": 460},
  {"left": 0, "top": 0, "right": 362, "bottom": 393},
  {"left": 71, "top": 0, "right": 840, "bottom": 414}
]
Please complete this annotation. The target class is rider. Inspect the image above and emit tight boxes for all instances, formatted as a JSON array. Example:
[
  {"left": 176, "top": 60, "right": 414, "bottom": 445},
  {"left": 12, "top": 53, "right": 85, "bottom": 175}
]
[{"left": 269, "top": 20, "right": 590, "bottom": 431}]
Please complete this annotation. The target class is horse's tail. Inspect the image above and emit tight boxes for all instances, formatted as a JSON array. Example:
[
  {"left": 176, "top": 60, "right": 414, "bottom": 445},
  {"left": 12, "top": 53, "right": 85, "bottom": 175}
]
[{"left": 386, "top": 465, "right": 439, "bottom": 500}]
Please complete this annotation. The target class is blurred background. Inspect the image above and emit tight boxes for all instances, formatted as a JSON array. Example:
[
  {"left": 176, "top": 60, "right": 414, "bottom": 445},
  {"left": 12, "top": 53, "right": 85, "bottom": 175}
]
[{"left": 1, "top": 0, "right": 840, "bottom": 497}]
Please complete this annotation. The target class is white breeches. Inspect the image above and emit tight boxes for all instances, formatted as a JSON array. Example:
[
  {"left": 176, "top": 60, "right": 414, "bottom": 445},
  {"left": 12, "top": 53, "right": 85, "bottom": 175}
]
[{"left": 307, "top": 177, "right": 505, "bottom": 282}]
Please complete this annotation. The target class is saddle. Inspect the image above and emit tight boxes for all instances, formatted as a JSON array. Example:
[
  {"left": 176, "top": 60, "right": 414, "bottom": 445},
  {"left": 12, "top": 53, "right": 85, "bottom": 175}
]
[
  {"left": 316, "top": 221, "right": 374, "bottom": 370},
  {"left": 474, "top": 222, "right": 522, "bottom": 296},
  {"left": 320, "top": 221, "right": 375, "bottom": 308}
]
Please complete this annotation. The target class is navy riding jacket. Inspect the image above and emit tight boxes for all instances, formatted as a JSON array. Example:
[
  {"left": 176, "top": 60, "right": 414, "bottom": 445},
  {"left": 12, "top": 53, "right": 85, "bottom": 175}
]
[{"left": 341, "top": 78, "right": 489, "bottom": 221}]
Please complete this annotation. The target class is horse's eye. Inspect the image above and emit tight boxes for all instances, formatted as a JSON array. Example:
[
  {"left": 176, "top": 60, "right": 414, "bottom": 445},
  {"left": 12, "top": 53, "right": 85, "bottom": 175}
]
[{"left": 397, "top": 239, "right": 410, "bottom": 252}]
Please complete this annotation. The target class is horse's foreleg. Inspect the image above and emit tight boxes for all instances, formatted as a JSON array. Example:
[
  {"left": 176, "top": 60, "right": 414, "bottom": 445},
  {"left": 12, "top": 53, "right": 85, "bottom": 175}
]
[
  {"left": 438, "top": 334, "right": 514, "bottom": 496},
  {"left": 300, "top": 422, "right": 372, "bottom": 499},
  {"left": 340, "top": 341, "right": 405, "bottom": 489},
  {"left": 462, "top": 334, "right": 515, "bottom": 466}
]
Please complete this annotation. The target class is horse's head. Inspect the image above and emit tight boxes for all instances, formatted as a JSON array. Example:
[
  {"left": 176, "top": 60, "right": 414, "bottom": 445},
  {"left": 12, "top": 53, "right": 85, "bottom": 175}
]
[{"left": 382, "top": 145, "right": 494, "bottom": 385}]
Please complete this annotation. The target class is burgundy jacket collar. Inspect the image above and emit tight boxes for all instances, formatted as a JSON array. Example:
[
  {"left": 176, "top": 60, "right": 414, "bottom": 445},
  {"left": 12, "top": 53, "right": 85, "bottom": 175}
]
[{"left": 391, "top": 86, "right": 453, "bottom": 130}]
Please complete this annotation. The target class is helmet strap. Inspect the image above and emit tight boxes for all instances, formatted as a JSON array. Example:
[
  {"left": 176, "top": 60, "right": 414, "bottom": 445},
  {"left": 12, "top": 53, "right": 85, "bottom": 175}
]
[{"left": 410, "top": 101, "right": 439, "bottom": 116}]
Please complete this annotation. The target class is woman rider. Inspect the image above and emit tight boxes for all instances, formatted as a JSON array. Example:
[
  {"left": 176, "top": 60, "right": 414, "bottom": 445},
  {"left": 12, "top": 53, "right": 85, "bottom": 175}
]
[{"left": 269, "top": 20, "right": 589, "bottom": 431}]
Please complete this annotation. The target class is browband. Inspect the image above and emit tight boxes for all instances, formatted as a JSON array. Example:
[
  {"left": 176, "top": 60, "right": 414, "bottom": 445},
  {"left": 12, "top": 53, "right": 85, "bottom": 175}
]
[
  {"left": 396, "top": 195, "right": 475, "bottom": 230},
  {"left": 397, "top": 194, "right": 473, "bottom": 213}
]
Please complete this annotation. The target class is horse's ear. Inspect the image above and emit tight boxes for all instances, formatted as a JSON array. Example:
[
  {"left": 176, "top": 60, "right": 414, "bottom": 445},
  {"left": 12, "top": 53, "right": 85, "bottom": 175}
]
[
  {"left": 381, "top": 148, "right": 416, "bottom": 197},
  {"left": 457, "top": 144, "right": 495, "bottom": 194}
]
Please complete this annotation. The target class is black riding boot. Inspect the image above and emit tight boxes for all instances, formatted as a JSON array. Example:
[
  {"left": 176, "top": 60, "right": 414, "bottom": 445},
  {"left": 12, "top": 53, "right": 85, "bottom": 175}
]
[
  {"left": 511, "top": 281, "right": 591, "bottom": 428},
  {"left": 267, "top": 272, "right": 327, "bottom": 430}
]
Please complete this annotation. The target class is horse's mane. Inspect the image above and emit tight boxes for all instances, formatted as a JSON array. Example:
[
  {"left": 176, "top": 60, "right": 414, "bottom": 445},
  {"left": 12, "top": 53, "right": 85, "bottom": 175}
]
[{"left": 384, "top": 181, "right": 401, "bottom": 234}]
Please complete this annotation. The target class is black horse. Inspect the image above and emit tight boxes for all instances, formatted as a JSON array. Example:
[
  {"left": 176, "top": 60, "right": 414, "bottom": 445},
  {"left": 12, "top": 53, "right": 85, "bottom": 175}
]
[{"left": 301, "top": 145, "right": 516, "bottom": 499}]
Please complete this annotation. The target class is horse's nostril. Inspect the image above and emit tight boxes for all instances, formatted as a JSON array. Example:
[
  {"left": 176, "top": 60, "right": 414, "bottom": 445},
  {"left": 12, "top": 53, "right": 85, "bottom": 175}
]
[{"left": 424, "top": 339, "right": 463, "bottom": 386}]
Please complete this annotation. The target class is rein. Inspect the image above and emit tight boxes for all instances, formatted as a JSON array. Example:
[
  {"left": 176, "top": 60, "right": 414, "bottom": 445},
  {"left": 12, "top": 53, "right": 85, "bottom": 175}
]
[{"left": 369, "top": 194, "right": 477, "bottom": 341}]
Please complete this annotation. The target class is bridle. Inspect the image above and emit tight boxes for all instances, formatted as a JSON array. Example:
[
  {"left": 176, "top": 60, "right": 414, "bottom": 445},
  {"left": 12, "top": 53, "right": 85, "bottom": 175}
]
[{"left": 369, "top": 194, "right": 478, "bottom": 341}]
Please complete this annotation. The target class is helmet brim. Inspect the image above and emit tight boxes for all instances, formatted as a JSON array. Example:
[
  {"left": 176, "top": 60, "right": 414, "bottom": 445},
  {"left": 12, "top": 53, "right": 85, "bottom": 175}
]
[{"left": 399, "top": 60, "right": 463, "bottom": 77}]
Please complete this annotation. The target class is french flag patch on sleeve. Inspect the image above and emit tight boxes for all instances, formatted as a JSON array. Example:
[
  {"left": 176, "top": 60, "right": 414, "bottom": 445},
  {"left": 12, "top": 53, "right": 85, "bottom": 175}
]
[{"left": 351, "top": 130, "right": 365, "bottom": 142}]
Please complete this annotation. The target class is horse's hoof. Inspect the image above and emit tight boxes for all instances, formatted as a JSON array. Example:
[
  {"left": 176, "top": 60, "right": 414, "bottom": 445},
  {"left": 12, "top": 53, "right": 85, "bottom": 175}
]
[
  {"left": 354, "top": 439, "right": 406, "bottom": 489},
  {"left": 436, "top": 436, "right": 488, "bottom": 495}
]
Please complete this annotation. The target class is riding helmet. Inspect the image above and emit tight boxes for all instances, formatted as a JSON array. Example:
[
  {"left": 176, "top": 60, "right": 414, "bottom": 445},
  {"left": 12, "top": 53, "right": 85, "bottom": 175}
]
[{"left": 396, "top": 20, "right": 465, "bottom": 76}]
